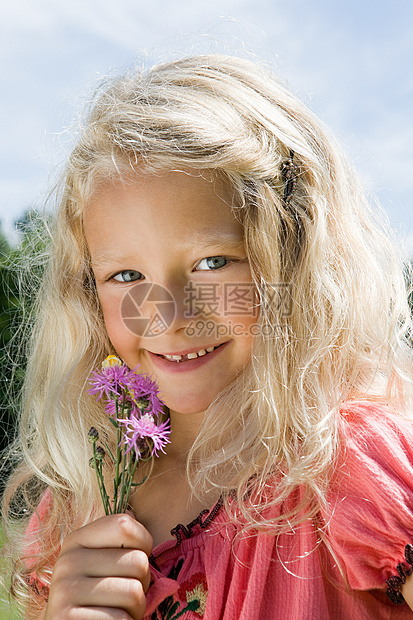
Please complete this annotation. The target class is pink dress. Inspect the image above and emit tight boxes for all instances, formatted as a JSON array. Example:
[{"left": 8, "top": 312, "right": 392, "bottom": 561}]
[{"left": 26, "top": 402, "right": 413, "bottom": 619}]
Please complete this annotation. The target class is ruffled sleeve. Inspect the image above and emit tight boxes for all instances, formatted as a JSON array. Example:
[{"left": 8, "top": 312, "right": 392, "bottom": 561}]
[{"left": 325, "top": 402, "right": 413, "bottom": 604}]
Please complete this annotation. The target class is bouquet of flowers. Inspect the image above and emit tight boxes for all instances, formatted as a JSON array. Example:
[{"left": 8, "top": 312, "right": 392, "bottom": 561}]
[{"left": 87, "top": 355, "right": 170, "bottom": 514}]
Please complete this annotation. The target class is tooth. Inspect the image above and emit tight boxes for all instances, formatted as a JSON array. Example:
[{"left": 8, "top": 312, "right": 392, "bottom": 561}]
[
  {"left": 172, "top": 355, "right": 182, "bottom": 361},
  {"left": 197, "top": 349, "right": 206, "bottom": 356},
  {"left": 164, "top": 355, "right": 174, "bottom": 360},
  {"left": 187, "top": 352, "right": 198, "bottom": 359},
  {"left": 206, "top": 347, "right": 214, "bottom": 352}
]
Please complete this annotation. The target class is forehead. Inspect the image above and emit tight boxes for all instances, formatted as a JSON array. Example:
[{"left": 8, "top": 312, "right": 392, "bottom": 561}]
[
  {"left": 86, "top": 168, "right": 232, "bottom": 207},
  {"left": 83, "top": 169, "right": 244, "bottom": 255}
]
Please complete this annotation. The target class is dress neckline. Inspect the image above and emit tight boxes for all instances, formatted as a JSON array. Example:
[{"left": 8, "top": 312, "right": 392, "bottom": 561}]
[{"left": 150, "top": 495, "right": 224, "bottom": 560}]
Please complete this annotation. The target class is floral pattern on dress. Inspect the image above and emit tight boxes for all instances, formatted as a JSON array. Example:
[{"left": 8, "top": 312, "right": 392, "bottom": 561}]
[
  {"left": 150, "top": 568, "right": 208, "bottom": 619},
  {"left": 177, "top": 573, "right": 208, "bottom": 617}
]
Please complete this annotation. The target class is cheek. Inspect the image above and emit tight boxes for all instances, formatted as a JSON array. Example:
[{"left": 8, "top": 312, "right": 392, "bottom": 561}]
[
  {"left": 216, "top": 281, "right": 259, "bottom": 341},
  {"left": 238, "top": 332, "right": 255, "bottom": 364},
  {"left": 99, "top": 295, "right": 138, "bottom": 357}
]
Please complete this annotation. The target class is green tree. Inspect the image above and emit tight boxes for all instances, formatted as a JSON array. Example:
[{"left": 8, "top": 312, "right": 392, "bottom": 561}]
[
  {"left": 0, "top": 226, "right": 19, "bottom": 458},
  {"left": 0, "top": 212, "right": 48, "bottom": 487}
]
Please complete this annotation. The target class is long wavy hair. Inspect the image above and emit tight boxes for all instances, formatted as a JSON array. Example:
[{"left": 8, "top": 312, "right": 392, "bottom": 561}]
[{"left": 2, "top": 54, "right": 413, "bottom": 612}]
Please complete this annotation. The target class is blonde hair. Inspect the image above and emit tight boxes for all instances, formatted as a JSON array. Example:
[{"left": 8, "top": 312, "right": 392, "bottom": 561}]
[{"left": 2, "top": 54, "right": 413, "bottom": 612}]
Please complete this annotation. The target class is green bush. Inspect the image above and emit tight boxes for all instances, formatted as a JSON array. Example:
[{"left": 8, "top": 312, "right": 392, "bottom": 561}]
[
  {"left": 0, "top": 524, "right": 23, "bottom": 619},
  {"left": 0, "top": 212, "right": 49, "bottom": 467}
]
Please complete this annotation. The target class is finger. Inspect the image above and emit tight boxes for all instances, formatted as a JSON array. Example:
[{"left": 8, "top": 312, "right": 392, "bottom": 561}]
[
  {"left": 62, "top": 513, "right": 153, "bottom": 556},
  {"left": 56, "top": 547, "right": 151, "bottom": 592},
  {"left": 75, "top": 577, "right": 146, "bottom": 619}
]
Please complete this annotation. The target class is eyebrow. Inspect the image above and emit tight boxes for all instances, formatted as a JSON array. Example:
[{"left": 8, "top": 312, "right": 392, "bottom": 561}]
[
  {"left": 90, "top": 235, "right": 245, "bottom": 268},
  {"left": 188, "top": 235, "right": 245, "bottom": 252}
]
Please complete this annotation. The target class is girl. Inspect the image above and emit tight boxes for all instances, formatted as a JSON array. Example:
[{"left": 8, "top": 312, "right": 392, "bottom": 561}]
[{"left": 2, "top": 54, "right": 413, "bottom": 619}]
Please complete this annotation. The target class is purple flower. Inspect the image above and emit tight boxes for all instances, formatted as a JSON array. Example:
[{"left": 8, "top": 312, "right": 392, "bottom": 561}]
[
  {"left": 105, "top": 394, "right": 136, "bottom": 418},
  {"left": 118, "top": 413, "right": 171, "bottom": 457},
  {"left": 88, "top": 358, "right": 164, "bottom": 418},
  {"left": 87, "top": 356, "right": 170, "bottom": 515},
  {"left": 127, "top": 372, "right": 164, "bottom": 417},
  {"left": 88, "top": 364, "right": 134, "bottom": 401}
]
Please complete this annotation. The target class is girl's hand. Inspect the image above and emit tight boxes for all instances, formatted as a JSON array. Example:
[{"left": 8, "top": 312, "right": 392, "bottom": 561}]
[{"left": 43, "top": 513, "right": 153, "bottom": 620}]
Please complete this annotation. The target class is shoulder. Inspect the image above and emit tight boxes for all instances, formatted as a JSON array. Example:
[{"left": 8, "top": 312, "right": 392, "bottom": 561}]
[
  {"left": 25, "top": 488, "right": 53, "bottom": 542},
  {"left": 340, "top": 399, "right": 413, "bottom": 445},
  {"left": 24, "top": 487, "right": 53, "bottom": 565},
  {"left": 337, "top": 400, "right": 413, "bottom": 489},
  {"left": 324, "top": 400, "right": 413, "bottom": 598},
  {"left": 23, "top": 488, "right": 54, "bottom": 600}
]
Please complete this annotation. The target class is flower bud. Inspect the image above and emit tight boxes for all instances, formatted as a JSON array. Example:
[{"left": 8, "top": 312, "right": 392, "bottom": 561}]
[
  {"left": 95, "top": 446, "right": 106, "bottom": 462},
  {"left": 88, "top": 427, "right": 99, "bottom": 443},
  {"left": 102, "top": 355, "right": 122, "bottom": 368}
]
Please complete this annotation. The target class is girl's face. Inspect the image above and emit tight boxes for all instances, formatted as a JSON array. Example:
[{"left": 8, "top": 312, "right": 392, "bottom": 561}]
[{"left": 84, "top": 170, "right": 257, "bottom": 416}]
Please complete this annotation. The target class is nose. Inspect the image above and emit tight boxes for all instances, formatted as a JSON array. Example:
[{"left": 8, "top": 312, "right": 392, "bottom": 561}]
[{"left": 167, "top": 279, "right": 199, "bottom": 333}]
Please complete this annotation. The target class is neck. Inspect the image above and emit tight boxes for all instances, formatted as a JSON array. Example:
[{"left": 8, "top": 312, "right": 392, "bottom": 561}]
[{"left": 164, "top": 409, "right": 205, "bottom": 461}]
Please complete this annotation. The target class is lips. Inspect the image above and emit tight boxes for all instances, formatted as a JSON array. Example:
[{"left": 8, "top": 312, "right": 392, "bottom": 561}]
[
  {"left": 156, "top": 344, "right": 223, "bottom": 363},
  {"left": 147, "top": 341, "right": 229, "bottom": 373}
]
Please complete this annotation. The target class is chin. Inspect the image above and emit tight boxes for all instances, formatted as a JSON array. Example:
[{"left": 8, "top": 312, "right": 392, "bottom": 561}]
[{"left": 165, "top": 395, "right": 216, "bottom": 416}]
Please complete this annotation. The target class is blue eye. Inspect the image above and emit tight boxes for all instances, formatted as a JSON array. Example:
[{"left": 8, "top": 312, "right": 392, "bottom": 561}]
[
  {"left": 196, "top": 256, "right": 229, "bottom": 271},
  {"left": 113, "top": 270, "right": 144, "bottom": 282}
]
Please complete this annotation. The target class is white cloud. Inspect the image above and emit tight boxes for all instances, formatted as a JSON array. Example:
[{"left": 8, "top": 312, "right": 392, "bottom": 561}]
[{"left": 0, "top": 0, "right": 256, "bottom": 57}]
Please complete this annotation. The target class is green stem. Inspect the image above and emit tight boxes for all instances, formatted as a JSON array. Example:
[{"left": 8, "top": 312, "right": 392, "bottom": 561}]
[
  {"left": 104, "top": 441, "right": 116, "bottom": 464},
  {"left": 121, "top": 450, "right": 139, "bottom": 512},
  {"left": 113, "top": 397, "right": 121, "bottom": 510},
  {"left": 116, "top": 444, "right": 128, "bottom": 513},
  {"left": 93, "top": 443, "right": 111, "bottom": 515},
  {"left": 117, "top": 401, "right": 148, "bottom": 512},
  {"left": 98, "top": 461, "right": 112, "bottom": 515}
]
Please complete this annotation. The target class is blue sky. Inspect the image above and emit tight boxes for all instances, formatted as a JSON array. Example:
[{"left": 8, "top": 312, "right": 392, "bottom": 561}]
[{"left": 1, "top": 0, "right": 412, "bottom": 254}]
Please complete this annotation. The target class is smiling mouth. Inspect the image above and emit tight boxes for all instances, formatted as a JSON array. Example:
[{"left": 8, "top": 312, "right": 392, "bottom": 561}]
[{"left": 154, "top": 343, "right": 225, "bottom": 363}]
